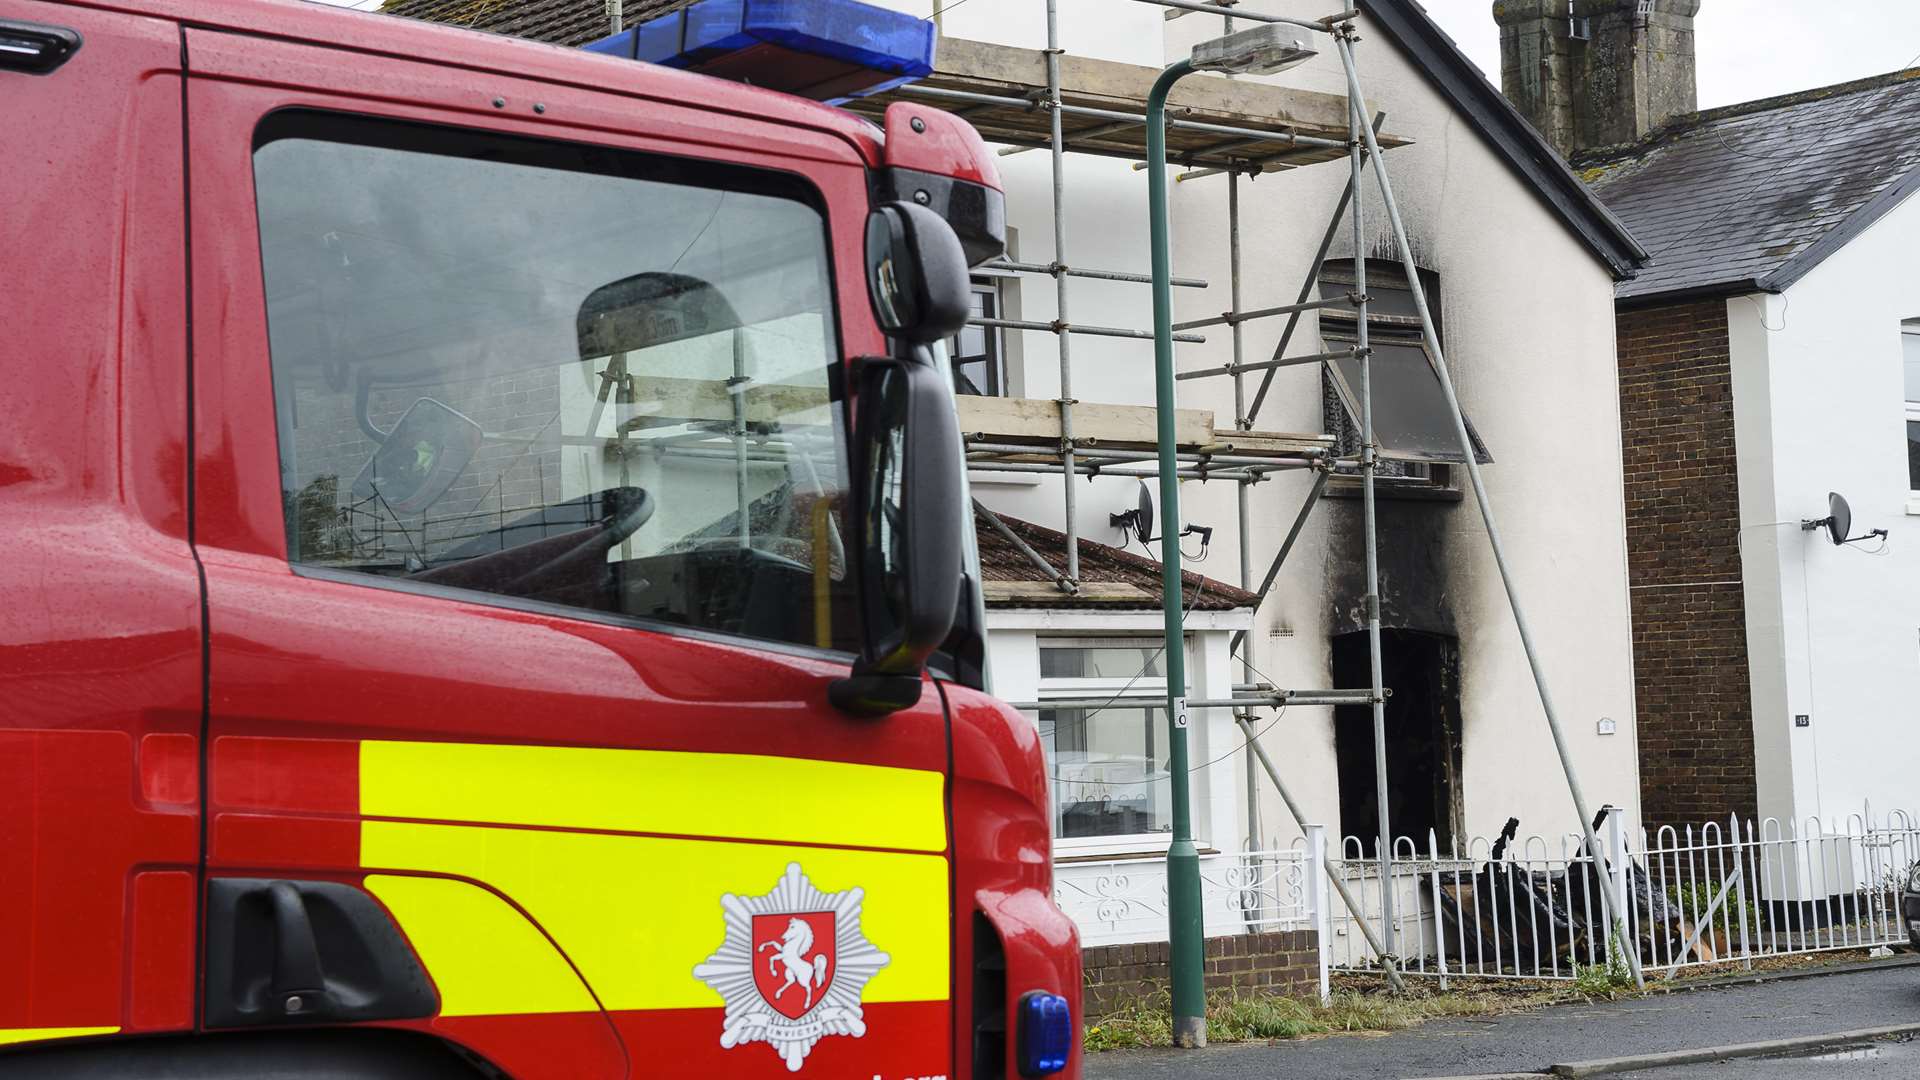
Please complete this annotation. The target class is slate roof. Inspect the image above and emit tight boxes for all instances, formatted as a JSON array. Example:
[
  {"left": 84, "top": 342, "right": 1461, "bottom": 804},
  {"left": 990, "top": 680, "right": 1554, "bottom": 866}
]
[
  {"left": 378, "top": 0, "right": 1648, "bottom": 280},
  {"left": 974, "top": 510, "right": 1257, "bottom": 611},
  {"left": 1577, "top": 69, "right": 1920, "bottom": 302}
]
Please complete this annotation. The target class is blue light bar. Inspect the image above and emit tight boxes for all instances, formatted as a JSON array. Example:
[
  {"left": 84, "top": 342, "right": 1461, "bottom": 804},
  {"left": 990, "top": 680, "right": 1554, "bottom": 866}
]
[
  {"left": 1016, "top": 991, "right": 1072, "bottom": 1076},
  {"left": 584, "top": 0, "right": 936, "bottom": 105}
]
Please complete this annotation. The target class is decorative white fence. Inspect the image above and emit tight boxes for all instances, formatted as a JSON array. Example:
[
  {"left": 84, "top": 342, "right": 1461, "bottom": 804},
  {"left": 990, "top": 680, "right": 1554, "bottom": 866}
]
[
  {"left": 1051, "top": 829, "right": 1330, "bottom": 999},
  {"left": 1325, "top": 807, "right": 1920, "bottom": 984}
]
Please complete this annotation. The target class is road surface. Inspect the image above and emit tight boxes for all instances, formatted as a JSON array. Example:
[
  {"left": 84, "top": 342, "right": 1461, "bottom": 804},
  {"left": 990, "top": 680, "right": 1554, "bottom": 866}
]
[{"left": 1086, "top": 960, "right": 1920, "bottom": 1079}]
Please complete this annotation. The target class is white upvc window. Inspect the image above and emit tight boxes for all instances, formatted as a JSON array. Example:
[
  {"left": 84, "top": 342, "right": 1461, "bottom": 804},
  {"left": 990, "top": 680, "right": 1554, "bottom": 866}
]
[{"left": 1034, "top": 636, "right": 1195, "bottom": 857}]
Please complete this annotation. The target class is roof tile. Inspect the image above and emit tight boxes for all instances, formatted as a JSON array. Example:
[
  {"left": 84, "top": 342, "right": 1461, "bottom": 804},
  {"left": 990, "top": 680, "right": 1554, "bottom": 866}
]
[
  {"left": 1578, "top": 68, "right": 1920, "bottom": 300},
  {"left": 975, "top": 510, "right": 1257, "bottom": 611}
]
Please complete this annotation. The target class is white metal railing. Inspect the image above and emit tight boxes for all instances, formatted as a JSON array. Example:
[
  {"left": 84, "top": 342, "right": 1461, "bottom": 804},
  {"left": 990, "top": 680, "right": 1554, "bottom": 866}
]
[
  {"left": 1324, "top": 806, "right": 1920, "bottom": 984},
  {"left": 1052, "top": 828, "right": 1331, "bottom": 1000}
]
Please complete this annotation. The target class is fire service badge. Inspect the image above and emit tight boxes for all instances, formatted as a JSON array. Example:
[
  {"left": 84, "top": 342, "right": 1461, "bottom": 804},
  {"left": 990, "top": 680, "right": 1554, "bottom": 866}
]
[{"left": 693, "top": 862, "right": 891, "bottom": 1071}]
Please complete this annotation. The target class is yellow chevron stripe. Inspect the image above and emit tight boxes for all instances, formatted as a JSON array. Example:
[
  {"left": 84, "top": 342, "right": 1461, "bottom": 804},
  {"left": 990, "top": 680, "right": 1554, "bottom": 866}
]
[
  {"left": 363, "top": 875, "right": 598, "bottom": 1016},
  {"left": 0, "top": 1027, "right": 118, "bottom": 1047},
  {"left": 359, "top": 741, "right": 946, "bottom": 853},
  {"left": 362, "top": 821, "right": 949, "bottom": 1012}
]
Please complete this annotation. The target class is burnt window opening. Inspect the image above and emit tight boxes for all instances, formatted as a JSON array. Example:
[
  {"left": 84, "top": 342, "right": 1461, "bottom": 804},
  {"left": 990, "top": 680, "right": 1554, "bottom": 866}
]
[
  {"left": 948, "top": 278, "right": 1007, "bottom": 398},
  {"left": 1331, "top": 629, "right": 1464, "bottom": 855},
  {"left": 1318, "top": 260, "right": 1489, "bottom": 496}
]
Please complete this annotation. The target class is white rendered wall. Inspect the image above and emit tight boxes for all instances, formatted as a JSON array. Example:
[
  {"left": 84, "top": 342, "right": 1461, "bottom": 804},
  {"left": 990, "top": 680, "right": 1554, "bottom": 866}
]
[
  {"left": 1162, "top": 0, "right": 1641, "bottom": 849},
  {"left": 884, "top": 0, "right": 1640, "bottom": 857},
  {"left": 1727, "top": 188, "right": 1920, "bottom": 833}
]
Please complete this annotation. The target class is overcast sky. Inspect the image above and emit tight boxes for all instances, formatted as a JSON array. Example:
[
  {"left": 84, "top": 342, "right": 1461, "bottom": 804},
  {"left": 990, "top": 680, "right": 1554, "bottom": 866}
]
[
  {"left": 1416, "top": 0, "right": 1920, "bottom": 110},
  {"left": 311, "top": 0, "right": 1920, "bottom": 110}
]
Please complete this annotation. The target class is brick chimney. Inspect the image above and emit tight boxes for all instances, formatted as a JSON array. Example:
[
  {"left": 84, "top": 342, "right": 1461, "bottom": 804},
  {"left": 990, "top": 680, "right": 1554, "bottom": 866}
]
[{"left": 1494, "top": 0, "right": 1701, "bottom": 157}]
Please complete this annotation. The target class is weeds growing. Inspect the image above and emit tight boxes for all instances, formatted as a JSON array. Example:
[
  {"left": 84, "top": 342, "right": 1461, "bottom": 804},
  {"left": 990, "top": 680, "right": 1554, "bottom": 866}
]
[{"left": 1083, "top": 982, "right": 1557, "bottom": 1052}]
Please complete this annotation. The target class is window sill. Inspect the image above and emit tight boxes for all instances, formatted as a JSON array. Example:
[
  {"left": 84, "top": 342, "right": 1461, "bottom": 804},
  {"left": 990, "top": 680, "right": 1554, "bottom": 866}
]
[
  {"left": 1906, "top": 496, "right": 1920, "bottom": 516},
  {"left": 1053, "top": 839, "right": 1219, "bottom": 862},
  {"left": 1325, "top": 476, "right": 1464, "bottom": 503}
]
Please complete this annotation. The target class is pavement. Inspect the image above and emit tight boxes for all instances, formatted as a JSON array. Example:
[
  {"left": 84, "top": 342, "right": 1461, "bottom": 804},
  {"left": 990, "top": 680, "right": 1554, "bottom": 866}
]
[
  {"left": 1085, "top": 960, "right": 1920, "bottom": 1080},
  {"left": 1608, "top": 1032, "right": 1920, "bottom": 1079}
]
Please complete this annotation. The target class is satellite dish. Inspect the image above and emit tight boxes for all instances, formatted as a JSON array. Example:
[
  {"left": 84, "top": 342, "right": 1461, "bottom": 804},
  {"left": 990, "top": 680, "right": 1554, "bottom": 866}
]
[
  {"left": 1136, "top": 481, "right": 1155, "bottom": 544},
  {"left": 1824, "top": 492, "right": 1851, "bottom": 547}
]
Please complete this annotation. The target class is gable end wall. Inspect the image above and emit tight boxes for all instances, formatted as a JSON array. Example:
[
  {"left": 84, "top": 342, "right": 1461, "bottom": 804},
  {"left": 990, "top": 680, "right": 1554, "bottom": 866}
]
[{"left": 1617, "top": 298, "right": 1757, "bottom": 826}]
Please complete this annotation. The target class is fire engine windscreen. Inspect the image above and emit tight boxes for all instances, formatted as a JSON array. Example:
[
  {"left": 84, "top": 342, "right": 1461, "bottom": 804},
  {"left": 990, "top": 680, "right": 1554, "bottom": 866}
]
[{"left": 254, "top": 112, "right": 859, "bottom": 654}]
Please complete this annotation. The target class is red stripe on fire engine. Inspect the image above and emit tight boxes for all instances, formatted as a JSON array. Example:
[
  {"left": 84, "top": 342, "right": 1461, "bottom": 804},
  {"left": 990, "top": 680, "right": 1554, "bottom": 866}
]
[
  {"left": 605, "top": 1000, "right": 953, "bottom": 1079},
  {"left": 210, "top": 736, "right": 359, "bottom": 814}
]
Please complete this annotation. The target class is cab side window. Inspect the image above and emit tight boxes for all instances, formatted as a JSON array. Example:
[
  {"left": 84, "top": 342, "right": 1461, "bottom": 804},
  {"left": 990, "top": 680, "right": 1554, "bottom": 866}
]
[{"left": 254, "top": 113, "right": 857, "bottom": 653}]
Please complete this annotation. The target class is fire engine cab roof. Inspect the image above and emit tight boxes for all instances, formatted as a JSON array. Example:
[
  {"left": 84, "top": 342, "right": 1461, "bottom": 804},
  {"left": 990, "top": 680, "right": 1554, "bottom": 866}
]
[{"left": 86, "top": 0, "right": 886, "bottom": 164}]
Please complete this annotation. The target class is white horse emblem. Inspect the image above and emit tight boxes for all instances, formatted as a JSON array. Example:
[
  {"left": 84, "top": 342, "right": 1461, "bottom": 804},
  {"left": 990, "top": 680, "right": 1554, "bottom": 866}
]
[
  {"left": 759, "top": 916, "right": 831, "bottom": 1012},
  {"left": 693, "top": 863, "right": 892, "bottom": 1071}
]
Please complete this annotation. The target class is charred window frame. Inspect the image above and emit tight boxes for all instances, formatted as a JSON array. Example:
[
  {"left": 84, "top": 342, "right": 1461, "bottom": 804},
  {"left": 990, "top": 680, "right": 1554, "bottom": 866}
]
[{"left": 1319, "top": 259, "right": 1490, "bottom": 499}]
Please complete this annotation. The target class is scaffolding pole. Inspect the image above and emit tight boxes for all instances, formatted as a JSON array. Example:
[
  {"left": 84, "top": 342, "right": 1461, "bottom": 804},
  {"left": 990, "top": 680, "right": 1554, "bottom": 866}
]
[
  {"left": 1237, "top": 712, "right": 1407, "bottom": 993},
  {"left": 984, "top": 258, "right": 1208, "bottom": 289},
  {"left": 971, "top": 315, "right": 1207, "bottom": 344},
  {"left": 1046, "top": 0, "right": 1080, "bottom": 591},
  {"left": 1242, "top": 112, "right": 1383, "bottom": 428},
  {"left": 965, "top": 441, "right": 1324, "bottom": 469},
  {"left": 1176, "top": 345, "right": 1363, "bottom": 381},
  {"left": 974, "top": 499, "right": 1077, "bottom": 595},
  {"left": 895, "top": 84, "right": 1348, "bottom": 159},
  {"left": 1142, "top": 0, "right": 1360, "bottom": 32},
  {"left": 1231, "top": 162, "right": 1263, "bottom": 857},
  {"left": 1009, "top": 692, "right": 1374, "bottom": 710},
  {"left": 1350, "top": 90, "right": 1397, "bottom": 964}
]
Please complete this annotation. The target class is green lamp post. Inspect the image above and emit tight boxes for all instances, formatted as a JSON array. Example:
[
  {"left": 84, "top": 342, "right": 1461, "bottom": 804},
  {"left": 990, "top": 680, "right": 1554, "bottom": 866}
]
[{"left": 1145, "top": 23, "right": 1318, "bottom": 1049}]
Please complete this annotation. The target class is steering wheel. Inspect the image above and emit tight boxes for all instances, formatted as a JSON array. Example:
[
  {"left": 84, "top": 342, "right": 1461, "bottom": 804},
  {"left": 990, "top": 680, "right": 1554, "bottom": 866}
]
[
  {"left": 501, "top": 486, "right": 656, "bottom": 593},
  {"left": 405, "top": 486, "right": 654, "bottom": 600},
  {"left": 598, "top": 486, "right": 655, "bottom": 548}
]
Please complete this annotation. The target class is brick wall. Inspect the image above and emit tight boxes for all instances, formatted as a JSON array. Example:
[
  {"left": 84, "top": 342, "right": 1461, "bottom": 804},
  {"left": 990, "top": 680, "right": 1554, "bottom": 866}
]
[
  {"left": 1079, "top": 931, "right": 1319, "bottom": 1017},
  {"left": 1616, "top": 298, "right": 1757, "bottom": 826}
]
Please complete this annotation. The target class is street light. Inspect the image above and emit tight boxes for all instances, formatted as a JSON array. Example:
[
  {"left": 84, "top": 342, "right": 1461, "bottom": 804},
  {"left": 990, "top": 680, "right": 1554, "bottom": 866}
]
[
  {"left": 1144, "top": 25, "right": 1318, "bottom": 1051},
  {"left": 1190, "top": 24, "right": 1316, "bottom": 75}
]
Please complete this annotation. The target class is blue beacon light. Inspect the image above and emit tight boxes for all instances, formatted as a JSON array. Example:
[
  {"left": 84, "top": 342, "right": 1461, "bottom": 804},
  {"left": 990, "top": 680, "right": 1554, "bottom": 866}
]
[
  {"left": 584, "top": 0, "right": 937, "bottom": 105},
  {"left": 1016, "top": 991, "right": 1072, "bottom": 1076}
]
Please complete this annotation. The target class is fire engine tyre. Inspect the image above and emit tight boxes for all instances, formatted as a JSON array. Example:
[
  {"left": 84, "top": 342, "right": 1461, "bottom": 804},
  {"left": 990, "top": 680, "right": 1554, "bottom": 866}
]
[{"left": 0, "top": 1030, "right": 489, "bottom": 1079}]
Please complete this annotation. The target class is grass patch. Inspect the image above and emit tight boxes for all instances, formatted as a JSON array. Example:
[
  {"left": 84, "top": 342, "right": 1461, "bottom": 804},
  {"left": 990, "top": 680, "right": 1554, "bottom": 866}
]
[
  {"left": 1083, "top": 982, "right": 1564, "bottom": 1051},
  {"left": 1571, "top": 924, "right": 1637, "bottom": 999}
]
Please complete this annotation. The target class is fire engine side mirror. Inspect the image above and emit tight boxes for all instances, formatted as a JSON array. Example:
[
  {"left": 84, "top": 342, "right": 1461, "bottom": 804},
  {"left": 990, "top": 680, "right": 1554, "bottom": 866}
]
[
  {"left": 864, "top": 201, "right": 970, "bottom": 344},
  {"left": 829, "top": 354, "right": 964, "bottom": 718}
]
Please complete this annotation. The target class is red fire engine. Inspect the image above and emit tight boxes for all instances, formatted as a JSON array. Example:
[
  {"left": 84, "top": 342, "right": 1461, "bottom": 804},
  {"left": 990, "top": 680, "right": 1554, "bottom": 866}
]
[{"left": 0, "top": 0, "right": 1079, "bottom": 1075}]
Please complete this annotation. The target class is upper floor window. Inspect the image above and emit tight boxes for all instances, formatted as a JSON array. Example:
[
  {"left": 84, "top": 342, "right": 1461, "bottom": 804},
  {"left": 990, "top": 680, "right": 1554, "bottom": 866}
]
[
  {"left": 1318, "top": 259, "right": 1489, "bottom": 495},
  {"left": 255, "top": 112, "right": 857, "bottom": 654},
  {"left": 947, "top": 278, "right": 1007, "bottom": 397},
  {"left": 1904, "top": 320, "right": 1920, "bottom": 493}
]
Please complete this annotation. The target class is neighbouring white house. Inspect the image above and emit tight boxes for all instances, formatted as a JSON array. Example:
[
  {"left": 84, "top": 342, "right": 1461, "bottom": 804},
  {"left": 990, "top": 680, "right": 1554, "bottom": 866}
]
[
  {"left": 1498, "top": 1, "right": 1920, "bottom": 879},
  {"left": 386, "top": 0, "right": 1653, "bottom": 952}
]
